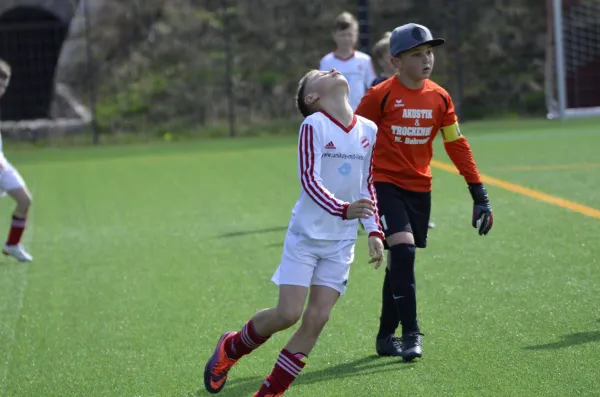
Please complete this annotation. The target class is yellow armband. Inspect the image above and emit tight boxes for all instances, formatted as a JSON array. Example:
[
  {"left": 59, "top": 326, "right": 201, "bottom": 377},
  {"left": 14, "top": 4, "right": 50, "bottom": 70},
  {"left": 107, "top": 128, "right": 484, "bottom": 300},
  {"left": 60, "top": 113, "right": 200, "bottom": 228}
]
[{"left": 441, "top": 122, "right": 463, "bottom": 142}]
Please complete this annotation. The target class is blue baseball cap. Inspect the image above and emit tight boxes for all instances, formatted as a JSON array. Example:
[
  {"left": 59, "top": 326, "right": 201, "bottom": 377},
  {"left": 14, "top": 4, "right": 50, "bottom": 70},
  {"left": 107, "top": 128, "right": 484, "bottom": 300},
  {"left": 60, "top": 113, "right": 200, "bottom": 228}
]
[{"left": 389, "top": 23, "right": 445, "bottom": 57}]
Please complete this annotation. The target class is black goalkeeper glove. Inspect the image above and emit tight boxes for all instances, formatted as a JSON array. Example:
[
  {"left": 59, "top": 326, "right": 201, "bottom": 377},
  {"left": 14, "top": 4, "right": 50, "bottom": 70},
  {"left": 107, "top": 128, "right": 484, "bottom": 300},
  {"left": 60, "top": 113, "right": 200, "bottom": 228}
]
[{"left": 468, "top": 183, "right": 494, "bottom": 236}]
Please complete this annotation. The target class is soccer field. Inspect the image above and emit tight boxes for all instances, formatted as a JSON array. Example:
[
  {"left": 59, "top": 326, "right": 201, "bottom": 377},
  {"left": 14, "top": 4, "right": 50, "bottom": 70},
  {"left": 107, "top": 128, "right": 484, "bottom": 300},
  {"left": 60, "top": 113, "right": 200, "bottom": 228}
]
[{"left": 1, "top": 117, "right": 599, "bottom": 397}]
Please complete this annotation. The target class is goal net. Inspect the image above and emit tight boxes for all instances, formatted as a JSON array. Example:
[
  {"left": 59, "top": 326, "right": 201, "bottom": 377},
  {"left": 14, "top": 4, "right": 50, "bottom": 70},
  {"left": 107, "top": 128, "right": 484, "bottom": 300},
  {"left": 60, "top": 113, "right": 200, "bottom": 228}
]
[{"left": 545, "top": 0, "right": 600, "bottom": 119}]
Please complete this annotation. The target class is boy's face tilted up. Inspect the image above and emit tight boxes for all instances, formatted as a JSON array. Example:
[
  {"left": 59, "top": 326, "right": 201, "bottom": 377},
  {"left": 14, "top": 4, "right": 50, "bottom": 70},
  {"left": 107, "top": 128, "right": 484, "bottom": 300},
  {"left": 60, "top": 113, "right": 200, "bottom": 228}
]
[{"left": 304, "top": 69, "right": 349, "bottom": 107}]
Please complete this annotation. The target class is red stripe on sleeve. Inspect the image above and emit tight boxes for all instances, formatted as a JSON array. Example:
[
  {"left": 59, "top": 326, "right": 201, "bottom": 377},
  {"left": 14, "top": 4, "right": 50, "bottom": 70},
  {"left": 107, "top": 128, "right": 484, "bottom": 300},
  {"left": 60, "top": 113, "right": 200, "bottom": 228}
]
[
  {"left": 299, "top": 124, "right": 345, "bottom": 217},
  {"left": 307, "top": 125, "right": 347, "bottom": 213},
  {"left": 366, "top": 146, "right": 382, "bottom": 231}
]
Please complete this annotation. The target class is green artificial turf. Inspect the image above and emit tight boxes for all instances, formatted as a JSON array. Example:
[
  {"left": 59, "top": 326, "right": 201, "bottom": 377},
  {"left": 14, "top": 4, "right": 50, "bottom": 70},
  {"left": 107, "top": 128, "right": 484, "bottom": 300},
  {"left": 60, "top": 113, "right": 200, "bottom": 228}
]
[{"left": 0, "top": 117, "right": 599, "bottom": 396}]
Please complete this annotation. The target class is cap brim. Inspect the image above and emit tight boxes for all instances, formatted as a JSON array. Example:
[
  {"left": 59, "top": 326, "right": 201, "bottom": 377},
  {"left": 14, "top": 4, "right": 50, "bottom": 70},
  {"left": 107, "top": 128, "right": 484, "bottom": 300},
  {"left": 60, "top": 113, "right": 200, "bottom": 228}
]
[
  {"left": 393, "top": 38, "right": 445, "bottom": 57},
  {"left": 425, "top": 38, "right": 445, "bottom": 48}
]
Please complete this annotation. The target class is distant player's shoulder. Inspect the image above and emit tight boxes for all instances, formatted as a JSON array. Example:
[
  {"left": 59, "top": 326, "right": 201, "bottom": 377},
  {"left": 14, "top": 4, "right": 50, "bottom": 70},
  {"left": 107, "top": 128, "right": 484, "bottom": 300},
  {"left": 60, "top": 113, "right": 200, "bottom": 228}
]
[
  {"left": 354, "top": 50, "right": 372, "bottom": 61},
  {"left": 371, "top": 75, "right": 388, "bottom": 87},
  {"left": 319, "top": 52, "right": 336, "bottom": 64}
]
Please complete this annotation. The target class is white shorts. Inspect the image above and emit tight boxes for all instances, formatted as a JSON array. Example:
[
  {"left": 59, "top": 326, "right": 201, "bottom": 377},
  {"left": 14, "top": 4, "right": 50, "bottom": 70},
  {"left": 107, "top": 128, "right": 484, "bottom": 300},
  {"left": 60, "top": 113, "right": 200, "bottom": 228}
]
[
  {"left": 271, "top": 231, "right": 355, "bottom": 295},
  {"left": 0, "top": 157, "right": 26, "bottom": 198}
]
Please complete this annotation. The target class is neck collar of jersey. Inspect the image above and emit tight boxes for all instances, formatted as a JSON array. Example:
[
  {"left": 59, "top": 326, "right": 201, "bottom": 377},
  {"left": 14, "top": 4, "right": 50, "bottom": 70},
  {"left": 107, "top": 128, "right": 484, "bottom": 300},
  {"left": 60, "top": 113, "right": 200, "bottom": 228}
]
[
  {"left": 394, "top": 75, "right": 427, "bottom": 92},
  {"left": 332, "top": 51, "right": 355, "bottom": 61},
  {"left": 319, "top": 110, "right": 357, "bottom": 133}
]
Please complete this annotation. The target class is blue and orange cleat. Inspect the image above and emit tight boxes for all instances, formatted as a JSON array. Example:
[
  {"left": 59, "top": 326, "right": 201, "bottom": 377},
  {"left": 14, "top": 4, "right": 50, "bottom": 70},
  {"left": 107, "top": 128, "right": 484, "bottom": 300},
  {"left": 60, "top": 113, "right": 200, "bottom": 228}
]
[{"left": 204, "top": 331, "right": 238, "bottom": 394}]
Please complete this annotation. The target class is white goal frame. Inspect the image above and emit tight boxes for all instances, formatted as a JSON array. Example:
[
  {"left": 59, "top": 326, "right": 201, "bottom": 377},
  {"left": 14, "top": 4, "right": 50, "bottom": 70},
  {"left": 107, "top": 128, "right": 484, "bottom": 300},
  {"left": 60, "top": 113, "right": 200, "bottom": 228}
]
[{"left": 546, "top": 0, "right": 600, "bottom": 120}]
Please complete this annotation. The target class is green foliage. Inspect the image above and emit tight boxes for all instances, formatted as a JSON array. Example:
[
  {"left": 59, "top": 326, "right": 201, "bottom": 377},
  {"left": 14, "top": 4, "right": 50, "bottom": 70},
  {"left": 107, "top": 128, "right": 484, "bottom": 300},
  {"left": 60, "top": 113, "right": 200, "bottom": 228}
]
[
  {"left": 95, "top": 0, "right": 550, "bottom": 134},
  {"left": 96, "top": 71, "right": 168, "bottom": 131}
]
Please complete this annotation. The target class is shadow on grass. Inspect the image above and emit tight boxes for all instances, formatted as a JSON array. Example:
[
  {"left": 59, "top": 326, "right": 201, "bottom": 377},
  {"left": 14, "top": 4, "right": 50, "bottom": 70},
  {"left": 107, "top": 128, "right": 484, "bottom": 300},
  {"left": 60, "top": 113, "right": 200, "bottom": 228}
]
[
  {"left": 524, "top": 330, "right": 600, "bottom": 350},
  {"left": 295, "top": 355, "right": 413, "bottom": 386},
  {"left": 218, "top": 226, "right": 288, "bottom": 239},
  {"left": 193, "top": 355, "right": 412, "bottom": 396}
]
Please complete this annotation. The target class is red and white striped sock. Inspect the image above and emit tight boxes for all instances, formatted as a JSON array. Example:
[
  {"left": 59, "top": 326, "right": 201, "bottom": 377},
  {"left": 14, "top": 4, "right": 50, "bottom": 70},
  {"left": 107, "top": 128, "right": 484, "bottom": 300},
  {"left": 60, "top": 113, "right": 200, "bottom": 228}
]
[
  {"left": 225, "top": 319, "right": 270, "bottom": 360},
  {"left": 255, "top": 349, "right": 306, "bottom": 396},
  {"left": 6, "top": 215, "right": 26, "bottom": 246}
]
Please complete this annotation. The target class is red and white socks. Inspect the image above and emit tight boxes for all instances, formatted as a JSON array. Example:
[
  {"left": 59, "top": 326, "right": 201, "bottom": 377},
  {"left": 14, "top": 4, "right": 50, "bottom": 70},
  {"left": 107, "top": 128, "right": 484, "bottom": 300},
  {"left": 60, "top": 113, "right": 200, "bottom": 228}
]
[
  {"left": 6, "top": 215, "right": 26, "bottom": 246},
  {"left": 225, "top": 319, "right": 270, "bottom": 360},
  {"left": 255, "top": 349, "right": 306, "bottom": 396},
  {"left": 222, "top": 319, "right": 307, "bottom": 396}
]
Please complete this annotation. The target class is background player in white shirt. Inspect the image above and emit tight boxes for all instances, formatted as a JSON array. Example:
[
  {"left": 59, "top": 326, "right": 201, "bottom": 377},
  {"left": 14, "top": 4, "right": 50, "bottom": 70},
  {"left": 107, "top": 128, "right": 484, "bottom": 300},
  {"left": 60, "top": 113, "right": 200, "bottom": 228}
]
[
  {"left": 319, "top": 12, "right": 377, "bottom": 111},
  {"left": 0, "top": 60, "right": 33, "bottom": 262},
  {"left": 370, "top": 32, "right": 396, "bottom": 87},
  {"left": 204, "top": 68, "right": 385, "bottom": 397}
]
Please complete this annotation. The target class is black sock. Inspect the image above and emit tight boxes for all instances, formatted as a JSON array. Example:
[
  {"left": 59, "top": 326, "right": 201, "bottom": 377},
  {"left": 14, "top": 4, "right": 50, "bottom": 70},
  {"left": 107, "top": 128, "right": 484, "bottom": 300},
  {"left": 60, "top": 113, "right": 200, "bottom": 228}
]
[
  {"left": 388, "top": 243, "right": 420, "bottom": 334},
  {"left": 377, "top": 268, "right": 400, "bottom": 340}
]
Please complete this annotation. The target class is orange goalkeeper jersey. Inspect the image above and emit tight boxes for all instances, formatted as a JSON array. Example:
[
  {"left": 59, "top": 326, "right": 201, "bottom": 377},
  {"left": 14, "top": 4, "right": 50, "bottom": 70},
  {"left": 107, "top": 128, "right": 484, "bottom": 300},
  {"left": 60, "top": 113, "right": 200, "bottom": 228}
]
[{"left": 356, "top": 76, "right": 481, "bottom": 192}]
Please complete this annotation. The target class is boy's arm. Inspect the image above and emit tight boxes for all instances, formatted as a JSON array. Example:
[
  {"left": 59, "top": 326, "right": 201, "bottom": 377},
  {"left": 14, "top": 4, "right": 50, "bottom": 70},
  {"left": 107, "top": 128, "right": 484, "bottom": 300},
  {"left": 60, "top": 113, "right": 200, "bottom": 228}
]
[
  {"left": 440, "top": 94, "right": 482, "bottom": 184},
  {"left": 359, "top": 131, "right": 385, "bottom": 240},
  {"left": 298, "top": 120, "right": 350, "bottom": 219},
  {"left": 442, "top": 126, "right": 482, "bottom": 184},
  {"left": 355, "top": 86, "right": 382, "bottom": 124},
  {"left": 440, "top": 94, "right": 494, "bottom": 235}
]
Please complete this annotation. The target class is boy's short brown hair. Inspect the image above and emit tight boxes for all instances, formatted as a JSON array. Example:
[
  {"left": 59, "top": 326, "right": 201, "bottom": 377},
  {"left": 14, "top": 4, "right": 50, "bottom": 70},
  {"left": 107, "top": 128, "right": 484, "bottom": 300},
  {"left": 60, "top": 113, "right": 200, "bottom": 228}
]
[
  {"left": 0, "top": 59, "right": 11, "bottom": 80},
  {"left": 372, "top": 32, "right": 392, "bottom": 60},
  {"left": 334, "top": 11, "right": 358, "bottom": 32},
  {"left": 296, "top": 70, "right": 320, "bottom": 118}
]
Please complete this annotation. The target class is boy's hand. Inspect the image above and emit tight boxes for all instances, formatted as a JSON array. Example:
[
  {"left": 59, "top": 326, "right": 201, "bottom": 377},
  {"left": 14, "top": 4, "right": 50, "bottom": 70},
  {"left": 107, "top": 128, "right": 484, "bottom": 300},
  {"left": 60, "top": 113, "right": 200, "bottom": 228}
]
[
  {"left": 346, "top": 198, "right": 375, "bottom": 220},
  {"left": 368, "top": 236, "right": 384, "bottom": 269},
  {"left": 469, "top": 183, "right": 494, "bottom": 235}
]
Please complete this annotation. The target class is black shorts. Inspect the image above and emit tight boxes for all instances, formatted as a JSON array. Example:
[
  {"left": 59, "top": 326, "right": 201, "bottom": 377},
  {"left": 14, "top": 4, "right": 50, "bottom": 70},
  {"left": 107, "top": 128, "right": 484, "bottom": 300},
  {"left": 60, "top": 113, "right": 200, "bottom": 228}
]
[{"left": 374, "top": 182, "right": 431, "bottom": 249}]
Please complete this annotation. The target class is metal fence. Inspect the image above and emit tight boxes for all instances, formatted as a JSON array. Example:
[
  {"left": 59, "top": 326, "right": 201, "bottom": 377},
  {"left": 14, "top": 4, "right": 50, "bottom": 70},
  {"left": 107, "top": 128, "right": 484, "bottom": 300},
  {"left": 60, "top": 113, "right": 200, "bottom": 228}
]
[{"left": 0, "top": 0, "right": 584, "bottom": 143}]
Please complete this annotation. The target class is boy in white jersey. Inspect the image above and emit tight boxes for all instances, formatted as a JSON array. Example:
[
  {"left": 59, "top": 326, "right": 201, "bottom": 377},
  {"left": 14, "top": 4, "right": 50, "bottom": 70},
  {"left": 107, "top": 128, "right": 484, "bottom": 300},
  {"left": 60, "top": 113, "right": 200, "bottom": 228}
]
[
  {"left": 204, "top": 69, "right": 384, "bottom": 396},
  {"left": 319, "top": 12, "right": 376, "bottom": 110},
  {"left": 0, "top": 60, "right": 33, "bottom": 262}
]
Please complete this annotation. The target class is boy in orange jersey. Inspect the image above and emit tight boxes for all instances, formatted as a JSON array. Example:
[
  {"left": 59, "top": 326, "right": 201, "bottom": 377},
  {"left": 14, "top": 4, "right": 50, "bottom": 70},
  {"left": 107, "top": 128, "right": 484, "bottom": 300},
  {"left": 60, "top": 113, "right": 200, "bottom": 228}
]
[
  {"left": 356, "top": 23, "right": 494, "bottom": 361},
  {"left": 370, "top": 31, "right": 437, "bottom": 230}
]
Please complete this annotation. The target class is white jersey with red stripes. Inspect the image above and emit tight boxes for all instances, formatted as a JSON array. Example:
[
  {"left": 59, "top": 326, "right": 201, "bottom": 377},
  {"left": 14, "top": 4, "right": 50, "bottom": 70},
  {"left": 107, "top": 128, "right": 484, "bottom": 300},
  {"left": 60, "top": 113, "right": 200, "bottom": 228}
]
[
  {"left": 288, "top": 110, "right": 383, "bottom": 241},
  {"left": 319, "top": 51, "right": 377, "bottom": 111}
]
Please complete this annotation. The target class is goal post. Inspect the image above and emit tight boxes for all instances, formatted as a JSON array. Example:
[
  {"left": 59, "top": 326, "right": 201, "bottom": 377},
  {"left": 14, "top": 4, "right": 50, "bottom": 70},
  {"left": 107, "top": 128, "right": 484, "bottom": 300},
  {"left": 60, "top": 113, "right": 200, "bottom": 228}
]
[{"left": 546, "top": 0, "right": 600, "bottom": 119}]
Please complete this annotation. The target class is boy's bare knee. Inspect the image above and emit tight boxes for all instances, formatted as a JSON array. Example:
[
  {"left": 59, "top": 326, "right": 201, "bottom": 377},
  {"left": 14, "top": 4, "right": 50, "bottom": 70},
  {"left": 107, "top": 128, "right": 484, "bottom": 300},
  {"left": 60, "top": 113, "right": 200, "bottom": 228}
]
[
  {"left": 9, "top": 188, "right": 32, "bottom": 210},
  {"left": 302, "top": 307, "right": 331, "bottom": 333},
  {"left": 275, "top": 305, "right": 303, "bottom": 328},
  {"left": 20, "top": 195, "right": 32, "bottom": 209}
]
